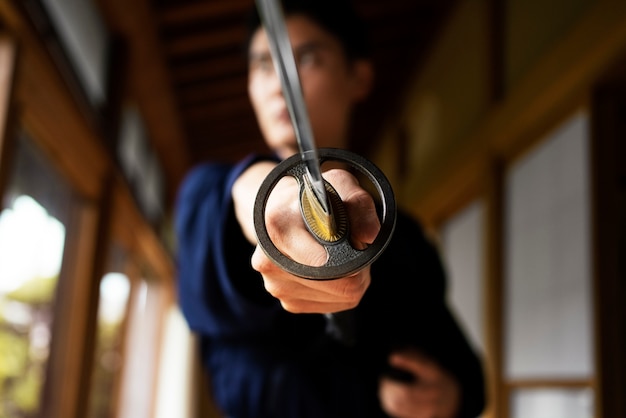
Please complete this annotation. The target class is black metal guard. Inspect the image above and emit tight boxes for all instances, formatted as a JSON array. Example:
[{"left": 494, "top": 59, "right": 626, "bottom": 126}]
[{"left": 254, "top": 148, "right": 396, "bottom": 280}]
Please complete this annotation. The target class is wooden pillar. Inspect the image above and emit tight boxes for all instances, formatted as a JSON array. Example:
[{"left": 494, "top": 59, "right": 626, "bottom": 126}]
[
  {"left": 43, "top": 175, "right": 114, "bottom": 418},
  {"left": 0, "top": 34, "right": 17, "bottom": 206},
  {"left": 482, "top": 158, "right": 505, "bottom": 418},
  {"left": 590, "top": 73, "right": 626, "bottom": 418}
]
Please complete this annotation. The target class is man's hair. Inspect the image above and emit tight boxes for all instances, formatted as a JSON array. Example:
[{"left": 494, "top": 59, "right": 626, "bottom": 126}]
[{"left": 246, "top": 0, "right": 370, "bottom": 61}]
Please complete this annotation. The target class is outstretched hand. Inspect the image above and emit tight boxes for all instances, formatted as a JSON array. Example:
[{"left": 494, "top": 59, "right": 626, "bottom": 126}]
[{"left": 250, "top": 168, "right": 380, "bottom": 313}]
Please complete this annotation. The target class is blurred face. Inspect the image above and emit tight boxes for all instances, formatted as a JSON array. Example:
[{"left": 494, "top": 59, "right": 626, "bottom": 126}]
[{"left": 248, "top": 15, "right": 371, "bottom": 159}]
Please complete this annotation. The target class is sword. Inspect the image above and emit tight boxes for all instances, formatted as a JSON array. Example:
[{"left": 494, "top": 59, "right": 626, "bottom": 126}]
[
  {"left": 253, "top": 0, "right": 397, "bottom": 345},
  {"left": 255, "top": 0, "right": 338, "bottom": 242},
  {"left": 253, "top": 0, "right": 396, "bottom": 280}
]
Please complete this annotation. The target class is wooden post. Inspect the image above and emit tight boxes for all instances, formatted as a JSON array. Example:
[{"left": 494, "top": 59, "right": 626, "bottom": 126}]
[
  {"left": 590, "top": 74, "right": 626, "bottom": 418},
  {"left": 482, "top": 158, "right": 505, "bottom": 418},
  {"left": 0, "top": 34, "right": 17, "bottom": 207}
]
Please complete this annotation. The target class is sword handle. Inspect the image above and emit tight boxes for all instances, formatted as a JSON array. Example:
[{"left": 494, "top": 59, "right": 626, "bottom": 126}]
[{"left": 253, "top": 148, "right": 396, "bottom": 280}]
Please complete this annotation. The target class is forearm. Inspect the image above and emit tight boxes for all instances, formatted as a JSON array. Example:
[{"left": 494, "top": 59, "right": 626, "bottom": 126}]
[{"left": 232, "top": 160, "right": 277, "bottom": 244}]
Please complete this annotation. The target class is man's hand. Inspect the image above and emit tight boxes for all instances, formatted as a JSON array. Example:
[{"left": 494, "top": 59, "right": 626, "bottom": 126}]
[
  {"left": 250, "top": 168, "right": 380, "bottom": 313},
  {"left": 379, "top": 349, "right": 460, "bottom": 418}
]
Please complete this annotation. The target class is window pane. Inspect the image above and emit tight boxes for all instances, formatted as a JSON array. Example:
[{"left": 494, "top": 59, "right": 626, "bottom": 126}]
[
  {"left": 439, "top": 200, "right": 485, "bottom": 353},
  {"left": 510, "top": 387, "right": 593, "bottom": 418},
  {"left": 88, "top": 242, "right": 131, "bottom": 418},
  {"left": 0, "top": 134, "right": 71, "bottom": 417},
  {"left": 39, "top": 0, "right": 110, "bottom": 106},
  {"left": 503, "top": 111, "right": 593, "bottom": 379},
  {"left": 154, "top": 306, "right": 196, "bottom": 418},
  {"left": 117, "top": 106, "right": 165, "bottom": 225},
  {"left": 118, "top": 276, "right": 164, "bottom": 418}
]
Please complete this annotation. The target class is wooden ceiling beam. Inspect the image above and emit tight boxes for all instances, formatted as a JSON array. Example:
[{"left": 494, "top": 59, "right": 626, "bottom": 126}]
[
  {"left": 192, "top": 139, "right": 269, "bottom": 164},
  {"left": 182, "top": 96, "right": 253, "bottom": 122},
  {"left": 187, "top": 118, "right": 259, "bottom": 138},
  {"left": 188, "top": 133, "right": 262, "bottom": 153},
  {"left": 157, "top": 0, "right": 252, "bottom": 26},
  {"left": 170, "top": 54, "right": 248, "bottom": 84},
  {"left": 96, "top": 0, "right": 190, "bottom": 202},
  {"left": 178, "top": 78, "right": 247, "bottom": 105},
  {"left": 164, "top": 26, "right": 246, "bottom": 57}
]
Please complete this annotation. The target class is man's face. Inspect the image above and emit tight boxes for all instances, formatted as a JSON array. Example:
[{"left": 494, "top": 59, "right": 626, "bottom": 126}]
[{"left": 248, "top": 15, "right": 370, "bottom": 159}]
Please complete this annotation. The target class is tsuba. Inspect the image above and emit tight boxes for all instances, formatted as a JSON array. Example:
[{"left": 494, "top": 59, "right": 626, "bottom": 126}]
[{"left": 253, "top": 148, "right": 396, "bottom": 280}]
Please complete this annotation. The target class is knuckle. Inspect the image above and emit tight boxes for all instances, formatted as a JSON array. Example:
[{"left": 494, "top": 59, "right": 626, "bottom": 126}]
[
  {"left": 337, "top": 275, "right": 368, "bottom": 303},
  {"left": 280, "top": 301, "right": 305, "bottom": 314},
  {"left": 262, "top": 278, "right": 284, "bottom": 299}
]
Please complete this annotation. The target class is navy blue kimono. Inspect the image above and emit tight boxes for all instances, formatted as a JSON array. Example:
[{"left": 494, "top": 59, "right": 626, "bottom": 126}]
[{"left": 174, "top": 155, "right": 486, "bottom": 417}]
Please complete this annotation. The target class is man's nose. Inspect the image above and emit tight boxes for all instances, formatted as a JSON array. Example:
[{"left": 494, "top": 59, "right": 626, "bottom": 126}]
[{"left": 266, "top": 68, "right": 284, "bottom": 97}]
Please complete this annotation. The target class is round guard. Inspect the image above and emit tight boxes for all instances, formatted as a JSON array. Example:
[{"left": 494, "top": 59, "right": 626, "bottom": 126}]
[{"left": 254, "top": 148, "right": 396, "bottom": 280}]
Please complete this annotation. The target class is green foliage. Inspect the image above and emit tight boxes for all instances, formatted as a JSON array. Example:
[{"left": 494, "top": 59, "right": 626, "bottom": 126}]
[
  {"left": 7, "top": 275, "right": 58, "bottom": 305},
  {"left": 0, "top": 330, "right": 29, "bottom": 384},
  {"left": 10, "top": 367, "right": 42, "bottom": 413},
  {"left": 0, "top": 274, "right": 57, "bottom": 417},
  {"left": 0, "top": 329, "right": 43, "bottom": 416}
]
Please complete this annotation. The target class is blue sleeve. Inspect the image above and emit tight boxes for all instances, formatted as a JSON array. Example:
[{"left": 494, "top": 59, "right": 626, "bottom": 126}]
[
  {"left": 174, "top": 155, "right": 282, "bottom": 339},
  {"left": 174, "top": 155, "right": 346, "bottom": 417}
]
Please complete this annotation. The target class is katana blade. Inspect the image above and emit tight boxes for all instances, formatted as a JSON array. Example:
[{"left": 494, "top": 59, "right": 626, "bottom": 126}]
[{"left": 255, "top": 0, "right": 330, "bottom": 216}]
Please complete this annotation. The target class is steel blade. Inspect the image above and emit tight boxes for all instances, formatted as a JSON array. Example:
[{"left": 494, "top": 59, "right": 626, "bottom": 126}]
[{"left": 255, "top": 0, "right": 330, "bottom": 213}]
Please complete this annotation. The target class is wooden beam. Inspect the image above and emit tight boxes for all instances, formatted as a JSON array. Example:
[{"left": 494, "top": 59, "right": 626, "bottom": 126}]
[
  {"left": 182, "top": 96, "right": 254, "bottom": 123},
  {"left": 170, "top": 53, "right": 248, "bottom": 84},
  {"left": 43, "top": 198, "right": 101, "bottom": 418},
  {"left": 164, "top": 26, "right": 246, "bottom": 57},
  {"left": 482, "top": 159, "right": 504, "bottom": 418},
  {"left": 505, "top": 379, "right": 593, "bottom": 389},
  {"left": 96, "top": 0, "right": 190, "bottom": 200},
  {"left": 0, "top": 0, "right": 109, "bottom": 201},
  {"left": 590, "top": 77, "right": 626, "bottom": 418},
  {"left": 178, "top": 77, "right": 247, "bottom": 106},
  {"left": 186, "top": 117, "right": 260, "bottom": 138},
  {"left": 157, "top": 0, "right": 252, "bottom": 26},
  {"left": 74, "top": 175, "right": 116, "bottom": 418},
  {"left": 0, "top": 34, "right": 17, "bottom": 207},
  {"left": 409, "top": 0, "right": 626, "bottom": 210},
  {"left": 112, "top": 174, "right": 175, "bottom": 281}
]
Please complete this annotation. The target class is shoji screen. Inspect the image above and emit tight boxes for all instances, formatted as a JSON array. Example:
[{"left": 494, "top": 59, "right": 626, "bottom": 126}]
[
  {"left": 503, "top": 110, "right": 594, "bottom": 417},
  {"left": 440, "top": 200, "right": 486, "bottom": 354}
]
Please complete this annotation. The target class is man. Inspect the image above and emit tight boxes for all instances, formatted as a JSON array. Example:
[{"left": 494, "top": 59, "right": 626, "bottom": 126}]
[{"left": 175, "top": 0, "right": 486, "bottom": 416}]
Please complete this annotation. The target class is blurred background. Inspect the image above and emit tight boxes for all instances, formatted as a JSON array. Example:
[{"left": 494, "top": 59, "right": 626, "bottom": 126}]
[{"left": 0, "top": 0, "right": 624, "bottom": 417}]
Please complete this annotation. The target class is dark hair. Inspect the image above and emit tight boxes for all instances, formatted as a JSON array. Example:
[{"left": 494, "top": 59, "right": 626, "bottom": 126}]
[{"left": 246, "top": 0, "right": 370, "bottom": 61}]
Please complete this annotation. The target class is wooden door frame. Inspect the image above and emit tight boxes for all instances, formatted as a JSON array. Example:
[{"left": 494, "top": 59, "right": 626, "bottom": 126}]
[{"left": 590, "top": 61, "right": 626, "bottom": 418}]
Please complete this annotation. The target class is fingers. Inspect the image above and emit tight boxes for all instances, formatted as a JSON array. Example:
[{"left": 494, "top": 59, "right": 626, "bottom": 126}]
[
  {"left": 323, "top": 169, "right": 380, "bottom": 246},
  {"left": 263, "top": 169, "right": 380, "bottom": 262},
  {"left": 379, "top": 377, "right": 438, "bottom": 418},
  {"left": 263, "top": 176, "right": 327, "bottom": 266},
  {"left": 252, "top": 168, "right": 378, "bottom": 314},
  {"left": 388, "top": 350, "right": 442, "bottom": 383},
  {"left": 379, "top": 350, "right": 461, "bottom": 418},
  {"left": 251, "top": 246, "right": 371, "bottom": 313}
]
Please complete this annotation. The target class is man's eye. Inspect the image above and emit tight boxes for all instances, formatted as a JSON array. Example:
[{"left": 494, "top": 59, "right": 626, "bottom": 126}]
[
  {"left": 297, "top": 50, "right": 317, "bottom": 67},
  {"left": 251, "top": 56, "right": 274, "bottom": 73},
  {"left": 260, "top": 58, "right": 275, "bottom": 71}
]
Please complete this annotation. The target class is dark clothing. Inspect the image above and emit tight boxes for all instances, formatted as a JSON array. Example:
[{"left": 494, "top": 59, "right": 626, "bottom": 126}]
[{"left": 174, "top": 154, "right": 486, "bottom": 418}]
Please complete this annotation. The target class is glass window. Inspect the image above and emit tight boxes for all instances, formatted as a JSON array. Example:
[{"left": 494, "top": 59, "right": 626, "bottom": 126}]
[
  {"left": 503, "top": 110, "right": 593, "bottom": 380},
  {"left": 439, "top": 200, "right": 486, "bottom": 353},
  {"left": 117, "top": 274, "right": 164, "bottom": 418},
  {"left": 510, "top": 387, "right": 594, "bottom": 418},
  {"left": 88, "top": 244, "right": 131, "bottom": 418},
  {"left": 154, "top": 306, "right": 196, "bottom": 418},
  {"left": 0, "top": 132, "right": 72, "bottom": 417},
  {"left": 39, "top": 0, "right": 110, "bottom": 106},
  {"left": 118, "top": 106, "right": 165, "bottom": 225}
]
